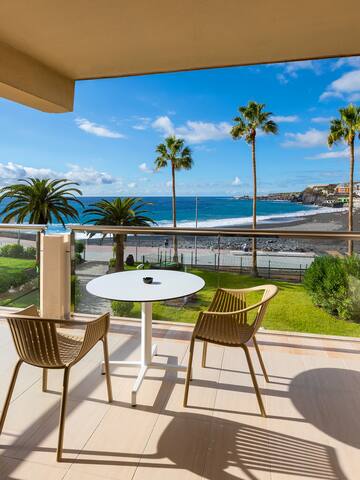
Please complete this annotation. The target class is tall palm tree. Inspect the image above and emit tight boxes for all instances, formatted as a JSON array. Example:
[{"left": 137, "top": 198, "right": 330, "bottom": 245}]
[
  {"left": 328, "top": 104, "right": 360, "bottom": 256},
  {"left": 154, "top": 135, "right": 193, "bottom": 262},
  {"left": 0, "top": 178, "right": 83, "bottom": 263},
  {"left": 84, "top": 197, "right": 155, "bottom": 272},
  {"left": 231, "top": 101, "right": 278, "bottom": 276}
]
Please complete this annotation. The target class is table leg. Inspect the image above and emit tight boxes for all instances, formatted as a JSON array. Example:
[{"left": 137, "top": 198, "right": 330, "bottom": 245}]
[
  {"left": 106, "top": 301, "right": 184, "bottom": 406},
  {"left": 141, "top": 302, "right": 153, "bottom": 366}
]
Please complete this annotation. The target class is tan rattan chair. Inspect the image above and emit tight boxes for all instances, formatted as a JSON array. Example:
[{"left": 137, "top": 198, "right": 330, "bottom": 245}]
[
  {"left": 183, "top": 285, "right": 278, "bottom": 416},
  {"left": 0, "top": 305, "right": 113, "bottom": 461}
]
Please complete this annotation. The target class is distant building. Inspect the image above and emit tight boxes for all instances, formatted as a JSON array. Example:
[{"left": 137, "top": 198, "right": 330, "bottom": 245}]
[{"left": 335, "top": 182, "right": 360, "bottom": 196}]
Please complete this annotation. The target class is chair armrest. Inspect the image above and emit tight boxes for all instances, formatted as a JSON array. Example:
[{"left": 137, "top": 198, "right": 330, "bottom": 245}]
[
  {"left": 7, "top": 313, "right": 111, "bottom": 332},
  {"left": 82, "top": 312, "right": 110, "bottom": 343},
  {"left": 220, "top": 286, "right": 270, "bottom": 294}
]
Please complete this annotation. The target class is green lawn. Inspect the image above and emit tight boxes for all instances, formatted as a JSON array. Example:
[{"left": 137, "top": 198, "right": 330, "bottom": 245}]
[
  {"left": 124, "top": 269, "right": 360, "bottom": 337},
  {"left": 0, "top": 256, "right": 36, "bottom": 272},
  {"left": 6, "top": 289, "right": 39, "bottom": 308},
  {"left": 0, "top": 257, "right": 37, "bottom": 306}
]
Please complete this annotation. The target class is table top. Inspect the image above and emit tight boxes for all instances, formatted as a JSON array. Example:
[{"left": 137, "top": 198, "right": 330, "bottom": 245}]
[{"left": 86, "top": 269, "right": 205, "bottom": 302}]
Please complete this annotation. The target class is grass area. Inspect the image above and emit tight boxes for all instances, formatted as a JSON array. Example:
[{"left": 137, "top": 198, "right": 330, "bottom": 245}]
[
  {"left": 0, "top": 256, "right": 36, "bottom": 272},
  {"left": 6, "top": 289, "right": 39, "bottom": 308},
  {"left": 124, "top": 269, "right": 360, "bottom": 337},
  {"left": 0, "top": 257, "right": 37, "bottom": 304}
]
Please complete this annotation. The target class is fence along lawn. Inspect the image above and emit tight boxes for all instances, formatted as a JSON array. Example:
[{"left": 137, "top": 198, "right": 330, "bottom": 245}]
[{"left": 125, "top": 269, "right": 360, "bottom": 337}]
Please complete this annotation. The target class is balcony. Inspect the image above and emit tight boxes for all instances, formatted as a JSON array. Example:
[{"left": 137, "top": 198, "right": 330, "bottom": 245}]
[
  {"left": 0, "top": 315, "right": 359, "bottom": 479},
  {"left": 0, "top": 224, "right": 360, "bottom": 479}
]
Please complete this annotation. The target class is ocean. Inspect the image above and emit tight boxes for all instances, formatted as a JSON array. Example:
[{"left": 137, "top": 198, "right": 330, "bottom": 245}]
[{"left": 36, "top": 196, "right": 337, "bottom": 233}]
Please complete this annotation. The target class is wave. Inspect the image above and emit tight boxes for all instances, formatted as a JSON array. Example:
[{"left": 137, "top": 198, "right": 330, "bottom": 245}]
[
  {"left": 156, "top": 205, "right": 347, "bottom": 229},
  {"left": 46, "top": 205, "right": 347, "bottom": 235}
]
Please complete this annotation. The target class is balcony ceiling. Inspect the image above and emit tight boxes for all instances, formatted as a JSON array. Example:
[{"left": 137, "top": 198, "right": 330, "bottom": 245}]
[{"left": 0, "top": 0, "right": 359, "bottom": 112}]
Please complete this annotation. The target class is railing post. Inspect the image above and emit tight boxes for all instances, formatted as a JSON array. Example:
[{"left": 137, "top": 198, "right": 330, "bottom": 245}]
[
  {"left": 299, "top": 264, "right": 302, "bottom": 282},
  {"left": 268, "top": 260, "right": 271, "bottom": 279},
  {"left": 40, "top": 233, "right": 71, "bottom": 319},
  {"left": 191, "top": 251, "right": 193, "bottom": 268}
]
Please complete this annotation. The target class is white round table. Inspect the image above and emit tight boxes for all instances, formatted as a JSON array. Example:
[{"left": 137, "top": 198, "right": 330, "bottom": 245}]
[{"left": 86, "top": 269, "right": 205, "bottom": 406}]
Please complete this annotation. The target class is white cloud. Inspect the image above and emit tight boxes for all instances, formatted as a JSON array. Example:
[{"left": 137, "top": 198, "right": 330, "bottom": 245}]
[
  {"left": 127, "top": 182, "right": 136, "bottom": 188},
  {"left": 139, "top": 162, "right": 153, "bottom": 174},
  {"left": 75, "top": 118, "right": 125, "bottom": 138},
  {"left": 331, "top": 57, "right": 360, "bottom": 70},
  {"left": 166, "top": 180, "right": 172, "bottom": 188},
  {"left": 65, "top": 164, "right": 115, "bottom": 185},
  {"left": 311, "top": 116, "right": 332, "bottom": 124},
  {"left": 0, "top": 162, "right": 56, "bottom": 181},
  {"left": 307, "top": 147, "right": 360, "bottom": 160},
  {"left": 132, "top": 117, "right": 151, "bottom": 130},
  {"left": 232, "top": 176, "right": 242, "bottom": 186},
  {"left": 275, "top": 60, "right": 321, "bottom": 84},
  {"left": 0, "top": 162, "right": 116, "bottom": 187},
  {"left": 281, "top": 128, "right": 328, "bottom": 148},
  {"left": 152, "top": 116, "right": 175, "bottom": 136},
  {"left": 320, "top": 69, "right": 360, "bottom": 101},
  {"left": 152, "top": 116, "right": 231, "bottom": 144},
  {"left": 271, "top": 115, "right": 299, "bottom": 123}
]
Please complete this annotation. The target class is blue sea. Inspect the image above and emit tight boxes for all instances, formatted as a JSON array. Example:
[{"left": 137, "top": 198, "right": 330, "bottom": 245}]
[{"left": 35, "top": 196, "right": 334, "bottom": 233}]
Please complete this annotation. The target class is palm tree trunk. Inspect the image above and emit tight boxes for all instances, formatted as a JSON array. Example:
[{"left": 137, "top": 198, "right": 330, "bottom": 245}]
[
  {"left": 251, "top": 137, "right": 258, "bottom": 276},
  {"left": 171, "top": 163, "right": 178, "bottom": 262},
  {"left": 115, "top": 234, "right": 125, "bottom": 272},
  {"left": 348, "top": 139, "right": 355, "bottom": 256}
]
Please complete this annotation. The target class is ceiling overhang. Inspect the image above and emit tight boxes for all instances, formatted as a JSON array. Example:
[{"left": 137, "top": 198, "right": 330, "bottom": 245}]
[{"left": 0, "top": 0, "right": 359, "bottom": 113}]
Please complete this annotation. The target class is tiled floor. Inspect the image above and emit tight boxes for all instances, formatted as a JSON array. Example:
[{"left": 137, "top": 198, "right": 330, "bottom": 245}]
[{"left": 0, "top": 315, "right": 359, "bottom": 479}]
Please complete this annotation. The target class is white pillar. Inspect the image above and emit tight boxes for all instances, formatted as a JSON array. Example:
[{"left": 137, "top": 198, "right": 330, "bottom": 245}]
[{"left": 40, "top": 233, "right": 71, "bottom": 319}]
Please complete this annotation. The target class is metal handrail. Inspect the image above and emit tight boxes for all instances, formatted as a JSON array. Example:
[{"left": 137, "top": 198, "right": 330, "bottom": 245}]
[
  {"left": 67, "top": 224, "right": 360, "bottom": 240},
  {"left": 0, "top": 223, "right": 46, "bottom": 232}
]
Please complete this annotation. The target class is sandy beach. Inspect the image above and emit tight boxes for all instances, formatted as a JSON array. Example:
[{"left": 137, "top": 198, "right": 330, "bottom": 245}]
[{"left": 0, "top": 207, "right": 357, "bottom": 259}]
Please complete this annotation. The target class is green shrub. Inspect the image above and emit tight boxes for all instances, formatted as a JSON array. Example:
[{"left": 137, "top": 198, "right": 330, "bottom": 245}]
[
  {"left": 0, "top": 243, "right": 36, "bottom": 259},
  {"left": 111, "top": 300, "right": 134, "bottom": 317},
  {"left": 71, "top": 275, "right": 81, "bottom": 308},
  {"left": 304, "top": 255, "right": 360, "bottom": 321},
  {"left": 75, "top": 240, "right": 85, "bottom": 254},
  {"left": 75, "top": 252, "right": 83, "bottom": 265}
]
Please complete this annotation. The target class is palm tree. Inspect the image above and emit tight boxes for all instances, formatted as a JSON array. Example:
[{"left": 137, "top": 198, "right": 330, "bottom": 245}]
[
  {"left": 154, "top": 135, "right": 193, "bottom": 262},
  {"left": 231, "top": 101, "right": 278, "bottom": 276},
  {"left": 84, "top": 197, "right": 155, "bottom": 272},
  {"left": 328, "top": 104, "right": 360, "bottom": 256},
  {"left": 0, "top": 178, "right": 83, "bottom": 263}
]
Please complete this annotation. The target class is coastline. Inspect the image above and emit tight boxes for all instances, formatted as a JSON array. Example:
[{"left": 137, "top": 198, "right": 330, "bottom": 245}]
[{"left": 0, "top": 205, "right": 355, "bottom": 256}]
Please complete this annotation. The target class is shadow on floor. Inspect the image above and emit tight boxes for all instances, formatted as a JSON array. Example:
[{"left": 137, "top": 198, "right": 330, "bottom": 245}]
[{"left": 289, "top": 367, "right": 360, "bottom": 450}]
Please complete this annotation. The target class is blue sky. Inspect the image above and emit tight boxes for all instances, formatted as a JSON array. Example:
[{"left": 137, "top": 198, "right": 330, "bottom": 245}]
[{"left": 1, "top": 56, "right": 360, "bottom": 196}]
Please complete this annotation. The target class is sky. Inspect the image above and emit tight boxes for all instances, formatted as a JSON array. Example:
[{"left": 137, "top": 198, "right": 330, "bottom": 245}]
[{"left": 1, "top": 56, "right": 360, "bottom": 196}]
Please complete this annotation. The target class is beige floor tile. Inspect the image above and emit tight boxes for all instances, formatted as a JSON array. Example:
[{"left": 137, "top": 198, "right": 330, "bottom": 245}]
[
  {"left": 1, "top": 321, "right": 359, "bottom": 480},
  {"left": 133, "top": 414, "right": 212, "bottom": 480},
  {"left": 69, "top": 403, "right": 159, "bottom": 480},
  {"left": 0, "top": 456, "right": 65, "bottom": 480}
]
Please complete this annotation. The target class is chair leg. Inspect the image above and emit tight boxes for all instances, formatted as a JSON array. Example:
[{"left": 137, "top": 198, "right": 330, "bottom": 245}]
[
  {"left": 183, "top": 337, "right": 195, "bottom": 407},
  {"left": 201, "top": 341, "right": 208, "bottom": 368},
  {"left": 0, "top": 360, "right": 22, "bottom": 434},
  {"left": 42, "top": 368, "right": 48, "bottom": 392},
  {"left": 253, "top": 336, "right": 269, "bottom": 383},
  {"left": 241, "top": 344, "right": 266, "bottom": 417},
  {"left": 57, "top": 367, "right": 70, "bottom": 462},
  {"left": 102, "top": 337, "right": 113, "bottom": 403}
]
